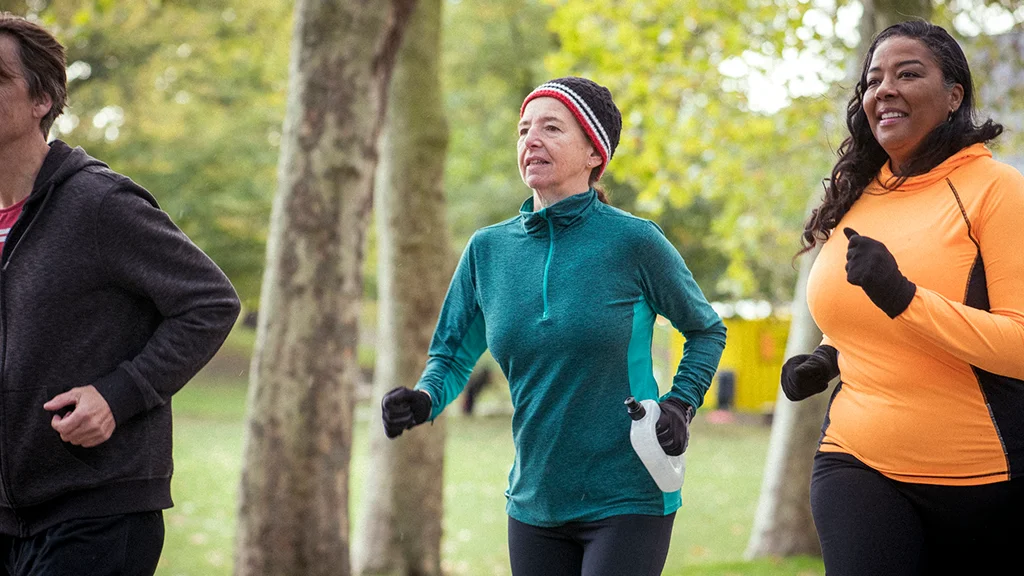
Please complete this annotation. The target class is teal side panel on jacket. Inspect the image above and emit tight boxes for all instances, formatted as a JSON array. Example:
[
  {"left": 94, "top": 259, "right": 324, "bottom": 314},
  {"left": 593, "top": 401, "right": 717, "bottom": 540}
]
[
  {"left": 628, "top": 297, "right": 683, "bottom": 513},
  {"left": 634, "top": 221, "right": 727, "bottom": 409},
  {"left": 627, "top": 297, "right": 659, "bottom": 402},
  {"left": 662, "top": 483, "right": 682, "bottom": 513}
]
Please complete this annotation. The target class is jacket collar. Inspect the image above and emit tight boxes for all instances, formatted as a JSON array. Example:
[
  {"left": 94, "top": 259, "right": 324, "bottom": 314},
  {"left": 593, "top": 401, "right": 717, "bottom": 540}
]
[
  {"left": 519, "top": 189, "right": 598, "bottom": 236},
  {"left": 871, "top": 143, "right": 991, "bottom": 193}
]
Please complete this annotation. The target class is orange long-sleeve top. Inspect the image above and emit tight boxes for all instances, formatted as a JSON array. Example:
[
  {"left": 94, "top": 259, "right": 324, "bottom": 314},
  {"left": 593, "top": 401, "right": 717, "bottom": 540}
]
[{"left": 808, "top": 144, "right": 1024, "bottom": 486}]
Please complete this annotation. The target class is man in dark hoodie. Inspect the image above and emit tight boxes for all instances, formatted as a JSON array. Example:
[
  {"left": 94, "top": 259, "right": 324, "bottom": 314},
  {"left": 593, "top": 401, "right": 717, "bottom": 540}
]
[{"left": 0, "top": 14, "right": 240, "bottom": 575}]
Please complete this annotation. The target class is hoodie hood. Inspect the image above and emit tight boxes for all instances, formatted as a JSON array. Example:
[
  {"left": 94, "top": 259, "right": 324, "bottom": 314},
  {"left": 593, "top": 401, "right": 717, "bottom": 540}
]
[
  {"left": 31, "top": 140, "right": 108, "bottom": 201},
  {"left": 5, "top": 141, "right": 111, "bottom": 267}
]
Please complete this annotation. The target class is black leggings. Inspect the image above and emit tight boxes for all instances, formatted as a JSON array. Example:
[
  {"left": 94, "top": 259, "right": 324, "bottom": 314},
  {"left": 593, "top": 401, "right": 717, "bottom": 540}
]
[
  {"left": 811, "top": 451, "right": 1024, "bottom": 576},
  {"left": 507, "top": 513, "right": 674, "bottom": 576}
]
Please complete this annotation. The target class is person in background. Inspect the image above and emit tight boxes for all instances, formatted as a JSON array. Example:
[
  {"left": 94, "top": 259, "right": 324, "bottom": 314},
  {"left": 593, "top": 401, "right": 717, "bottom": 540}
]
[
  {"left": 782, "top": 20, "right": 1024, "bottom": 575},
  {"left": 460, "top": 367, "right": 492, "bottom": 415},
  {"left": 380, "top": 76, "right": 726, "bottom": 576},
  {"left": 0, "top": 13, "right": 240, "bottom": 575}
]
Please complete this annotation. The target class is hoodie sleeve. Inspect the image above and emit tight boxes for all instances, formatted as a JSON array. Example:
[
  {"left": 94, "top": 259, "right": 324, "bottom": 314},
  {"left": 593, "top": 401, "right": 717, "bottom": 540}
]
[
  {"left": 414, "top": 236, "right": 488, "bottom": 419},
  {"left": 639, "top": 221, "right": 727, "bottom": 409},
  {"left": 90, "top": 181, "right": 241, "bottom": 425}
]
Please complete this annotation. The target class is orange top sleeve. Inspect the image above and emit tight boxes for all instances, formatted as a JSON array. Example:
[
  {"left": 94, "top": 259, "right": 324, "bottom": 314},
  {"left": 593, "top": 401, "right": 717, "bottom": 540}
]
[{"left": 896, "top": 159, "right": 1024, "bottom": 380}]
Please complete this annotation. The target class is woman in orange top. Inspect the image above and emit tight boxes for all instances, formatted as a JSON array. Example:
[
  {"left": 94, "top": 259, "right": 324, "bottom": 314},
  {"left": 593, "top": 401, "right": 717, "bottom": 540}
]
[{"left": 782, "top": 21, "right": 1024, "bottom": 575}]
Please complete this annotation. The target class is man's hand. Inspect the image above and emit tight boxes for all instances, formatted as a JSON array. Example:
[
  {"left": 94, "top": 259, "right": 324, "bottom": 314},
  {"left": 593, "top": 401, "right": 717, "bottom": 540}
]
[{"left": 43, "top": 385, "right": 116, "bottom": 447}]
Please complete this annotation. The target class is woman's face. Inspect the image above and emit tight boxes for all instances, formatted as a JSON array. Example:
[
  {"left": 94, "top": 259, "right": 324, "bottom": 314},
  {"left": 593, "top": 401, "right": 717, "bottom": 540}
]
[
  {"left": 862, "top": 36, "right": 963, "bottom": 173},
  {"left": 517, "top": 97, "right": 601, "bottom": 198}
]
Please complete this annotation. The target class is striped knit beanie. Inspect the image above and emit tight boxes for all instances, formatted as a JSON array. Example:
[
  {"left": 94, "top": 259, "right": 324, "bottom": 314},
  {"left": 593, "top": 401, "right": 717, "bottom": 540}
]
[{"left": 520, "top": 77, "right": 622, "bottom": 180}]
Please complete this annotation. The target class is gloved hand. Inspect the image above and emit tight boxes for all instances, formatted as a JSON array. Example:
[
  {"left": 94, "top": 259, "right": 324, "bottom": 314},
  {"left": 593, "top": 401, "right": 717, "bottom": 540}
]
[
  {"left": 381, "top": 387, "right": 431, "bottom": 439},
  {"left": 844, "top": 228, "right": 916, "bottom": 319},
  {"left": 655, "top": 397, "right": 695, "bottom": 456},
  {"left": 781, "top": 345, "right": 839, "bottom": 402}
]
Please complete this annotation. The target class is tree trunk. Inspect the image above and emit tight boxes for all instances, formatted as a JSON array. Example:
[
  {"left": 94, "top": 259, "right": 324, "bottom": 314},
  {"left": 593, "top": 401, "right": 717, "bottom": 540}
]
[
  {"left": 745, "top": 240, "right": 828, "bottom": 558},
  {"left": 353, "top": 0, "right": 451, "bottom": 574},
  {"left": 0, "top": 1, "right": 25, "bottom": 14},
  {"left": 862, "top": 0, "right": 934, "bottom": 39},
  {"left": 234, "top": 1, "right": 416, "bottom": 575},
  {"left": 745, "top": 0, "right": 933, "bottom": 559}
]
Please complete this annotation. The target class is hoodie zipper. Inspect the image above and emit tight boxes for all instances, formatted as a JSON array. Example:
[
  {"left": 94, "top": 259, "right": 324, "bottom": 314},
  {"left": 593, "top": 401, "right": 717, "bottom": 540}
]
[
  {"left": 0, "top": 184, "right": 54, "bottom": 515},
  {"left": 2, "top": 187, "right": 52, "bottom": 271}
]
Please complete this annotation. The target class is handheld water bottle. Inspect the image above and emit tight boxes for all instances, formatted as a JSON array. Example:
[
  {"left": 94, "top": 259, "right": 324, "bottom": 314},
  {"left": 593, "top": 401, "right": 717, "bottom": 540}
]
[{"left": 625, "top": 397, "right": 686, "bottom": 492}]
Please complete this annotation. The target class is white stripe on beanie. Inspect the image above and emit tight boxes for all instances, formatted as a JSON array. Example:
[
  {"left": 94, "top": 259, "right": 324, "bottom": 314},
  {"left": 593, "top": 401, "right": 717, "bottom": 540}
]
[{"left": 525, "top": 82, "right": 611, "bottom": 162}]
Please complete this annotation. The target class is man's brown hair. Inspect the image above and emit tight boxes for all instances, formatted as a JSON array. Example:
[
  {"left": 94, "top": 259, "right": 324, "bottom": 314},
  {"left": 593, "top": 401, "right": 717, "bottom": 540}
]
[{"left": 0, "top": 13, "right": 66, "bottom": 137}]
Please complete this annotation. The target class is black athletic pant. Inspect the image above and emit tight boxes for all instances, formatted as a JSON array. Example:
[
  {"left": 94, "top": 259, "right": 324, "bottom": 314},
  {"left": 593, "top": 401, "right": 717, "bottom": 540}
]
[
  {"left": 811, "top": 451, "right": 1024, "bottom": 576},
  {"left": 0, "top": 511, "right": 164, "bottom": 576},
  {"left": 508, "top": 513, "right": 675, "bottom": 576}
]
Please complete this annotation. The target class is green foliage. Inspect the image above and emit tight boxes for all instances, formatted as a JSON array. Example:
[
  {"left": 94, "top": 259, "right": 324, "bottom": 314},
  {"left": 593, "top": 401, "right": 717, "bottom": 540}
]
[
  {"left": 441, "top": 0, "right": 555, "bottom": 246},
  {"left": 543, "top": 0, "right": 850, "bottom": 300},
  {"left": 22, "top": 0, "right": 292, "bottom": 308}
]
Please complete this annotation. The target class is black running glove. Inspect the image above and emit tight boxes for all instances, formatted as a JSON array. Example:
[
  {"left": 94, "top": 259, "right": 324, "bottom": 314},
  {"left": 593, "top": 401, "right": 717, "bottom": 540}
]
[
  {"left": 381, "top": 387, "right": 432, "bottom": 439},
  {"left": 781, "top": 345, "right": 839, "bottom": 402},
  {"left": 844, "top": 228, "right": 917, "bottom": 319},
  {"left": 655, "top": 397, "right": 695, "bottom": 456}
]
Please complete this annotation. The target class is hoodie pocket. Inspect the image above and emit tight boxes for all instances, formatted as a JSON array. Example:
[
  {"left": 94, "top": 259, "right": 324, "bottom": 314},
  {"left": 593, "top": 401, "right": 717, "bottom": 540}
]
[
  {"left": 43, "top": 383, "right": 140, "bottom": 478},
  {"left": 62, "top": 421, "right": 133, "bottom": 474},
  {"left": 2, "top": 386, "right": 98, "bottom": 507}
]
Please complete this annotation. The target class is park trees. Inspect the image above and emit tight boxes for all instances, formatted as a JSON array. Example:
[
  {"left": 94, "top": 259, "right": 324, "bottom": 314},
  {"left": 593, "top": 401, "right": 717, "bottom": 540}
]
[
  {"left": 10, "top": 0, "right": 292, "bottom": 308},
  {"left": 233, "top": 0, "right": 416, "bottom": 574},
  {"left": 353, "top": 0, "right": 451, "bottom": 574},
  {"left": 441, "top": 0, "right": 554, "bottom": 246}
]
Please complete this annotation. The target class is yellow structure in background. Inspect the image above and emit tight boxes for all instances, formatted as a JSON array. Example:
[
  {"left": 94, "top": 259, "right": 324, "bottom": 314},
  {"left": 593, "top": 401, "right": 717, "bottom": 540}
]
[{"left": 654, "top": 316, "right": 790, "bottom": 413}]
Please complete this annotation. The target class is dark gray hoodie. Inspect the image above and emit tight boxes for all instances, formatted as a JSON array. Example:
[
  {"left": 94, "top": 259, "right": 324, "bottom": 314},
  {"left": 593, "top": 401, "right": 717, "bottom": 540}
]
[{"left": 0, "top": 141, "right": 240, "bottom": 536}]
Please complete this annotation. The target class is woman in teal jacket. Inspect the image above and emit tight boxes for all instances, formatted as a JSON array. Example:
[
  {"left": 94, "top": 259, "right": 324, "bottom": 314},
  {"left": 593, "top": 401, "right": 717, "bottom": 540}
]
[{"left": 382, "top": 77, "right": 726, "bottom": 576}]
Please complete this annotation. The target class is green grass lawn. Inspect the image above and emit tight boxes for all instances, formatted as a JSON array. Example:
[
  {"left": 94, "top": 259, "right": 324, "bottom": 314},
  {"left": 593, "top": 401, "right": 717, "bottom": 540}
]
[{"left": 158, "top": 367, "right": 823, "bottom": 575}]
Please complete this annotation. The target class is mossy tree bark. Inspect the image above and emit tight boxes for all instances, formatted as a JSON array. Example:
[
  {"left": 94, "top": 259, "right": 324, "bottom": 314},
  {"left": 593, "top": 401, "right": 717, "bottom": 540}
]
[
  {"left": 354, "top": 0, "right": 451, "bottom": 574},
  {"left": 234, "top": 1, "right": 417, "bottom": 574}
]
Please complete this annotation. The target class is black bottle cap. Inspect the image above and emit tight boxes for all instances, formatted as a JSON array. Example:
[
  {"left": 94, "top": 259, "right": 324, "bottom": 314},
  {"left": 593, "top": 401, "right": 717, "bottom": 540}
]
[{"left": 624, "top": 396, "right": 646, "bottom": 421}]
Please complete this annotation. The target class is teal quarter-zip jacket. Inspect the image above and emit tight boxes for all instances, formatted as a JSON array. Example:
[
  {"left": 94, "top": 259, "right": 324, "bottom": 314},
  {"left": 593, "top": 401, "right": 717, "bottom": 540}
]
[{"left": 415, "top": 189, "right": 726, "bottom": 527}]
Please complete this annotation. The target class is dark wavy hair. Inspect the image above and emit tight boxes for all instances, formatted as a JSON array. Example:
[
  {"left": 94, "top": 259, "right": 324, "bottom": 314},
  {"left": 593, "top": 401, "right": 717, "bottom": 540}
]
[{"left": 800, "top": 20, "right": 1002, "bottom": 253}]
